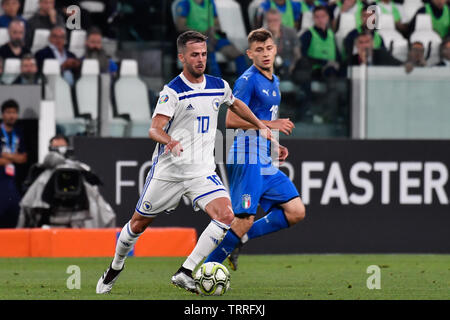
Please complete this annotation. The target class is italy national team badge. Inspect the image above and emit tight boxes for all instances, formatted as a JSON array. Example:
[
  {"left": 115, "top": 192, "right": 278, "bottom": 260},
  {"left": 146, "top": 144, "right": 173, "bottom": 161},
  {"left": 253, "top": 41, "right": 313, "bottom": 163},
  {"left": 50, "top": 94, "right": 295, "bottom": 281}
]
[
  {"left": 212, "top": 97, "right": 220, "bottom": 111},
  {"left": 143, "top": 201, "right": 152, "bottom": 212},
  {"left": 241, "top": 194, "right": 251, "bottom": 209},
  {"left": 159, "top": 94, "right": 169, "bottom": 104}
]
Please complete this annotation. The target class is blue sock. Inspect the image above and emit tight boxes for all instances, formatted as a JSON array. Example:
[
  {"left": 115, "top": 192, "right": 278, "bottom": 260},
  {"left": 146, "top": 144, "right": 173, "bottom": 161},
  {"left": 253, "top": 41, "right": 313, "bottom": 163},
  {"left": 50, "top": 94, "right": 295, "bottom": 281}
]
[
  {"left": 247, "top": 207, "right": 289, "bottom": 240},
  {"left": 204, "top": 229, "right": 240, "bottom": 264},
  {"left": 235, "top": 55, "right": 248, "bottom": 75}
]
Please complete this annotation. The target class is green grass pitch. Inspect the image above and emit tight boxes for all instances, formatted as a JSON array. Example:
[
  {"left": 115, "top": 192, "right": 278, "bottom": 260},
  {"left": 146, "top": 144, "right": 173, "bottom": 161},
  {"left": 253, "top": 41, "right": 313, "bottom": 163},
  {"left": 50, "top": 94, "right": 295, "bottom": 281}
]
[{"left": 0, "top": 254, "right": 449, "bottom": 300}]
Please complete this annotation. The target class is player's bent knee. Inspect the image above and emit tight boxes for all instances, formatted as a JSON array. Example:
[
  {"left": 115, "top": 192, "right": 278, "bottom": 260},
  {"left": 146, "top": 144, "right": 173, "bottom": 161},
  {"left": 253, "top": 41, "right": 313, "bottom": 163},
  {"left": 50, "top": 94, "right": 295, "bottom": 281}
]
[
  {"left": 284, "top": 199, "right": 306, "bottom": 225},
  {"left": 130, "top": 211, "right": 154, "bottom": 234},
  {"left": 216, "top": 207, "right": 234, "bottom": 226}
]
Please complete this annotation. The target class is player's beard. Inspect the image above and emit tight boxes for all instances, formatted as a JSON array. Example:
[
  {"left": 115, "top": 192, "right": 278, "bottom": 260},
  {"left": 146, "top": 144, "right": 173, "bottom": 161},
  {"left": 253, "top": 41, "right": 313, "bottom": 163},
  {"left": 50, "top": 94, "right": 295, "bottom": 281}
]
[{"left": 185, "top": 63, "right": 205, "bottom": 79}]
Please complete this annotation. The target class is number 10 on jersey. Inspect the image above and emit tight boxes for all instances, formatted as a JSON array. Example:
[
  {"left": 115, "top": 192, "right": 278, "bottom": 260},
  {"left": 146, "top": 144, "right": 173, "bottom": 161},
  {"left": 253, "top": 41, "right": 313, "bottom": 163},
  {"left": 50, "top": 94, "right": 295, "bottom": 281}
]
[{"left": 197, "top": 116, "right": 210, "bottom": 133}]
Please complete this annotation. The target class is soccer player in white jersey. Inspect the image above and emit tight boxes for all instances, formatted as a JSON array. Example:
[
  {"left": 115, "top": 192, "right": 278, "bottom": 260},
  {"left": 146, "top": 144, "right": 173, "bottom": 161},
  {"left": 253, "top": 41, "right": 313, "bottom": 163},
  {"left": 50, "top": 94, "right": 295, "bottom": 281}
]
[{"left": 96, "top": 31, "right": 272, "bottom": 294}]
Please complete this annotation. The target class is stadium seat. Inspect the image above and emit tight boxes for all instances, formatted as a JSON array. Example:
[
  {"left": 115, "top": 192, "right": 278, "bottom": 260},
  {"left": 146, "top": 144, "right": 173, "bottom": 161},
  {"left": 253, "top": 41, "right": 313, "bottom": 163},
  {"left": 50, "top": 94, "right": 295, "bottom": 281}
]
[
  {"left": 1, "top": 58, "right": 20, "bottom": 84},
  {"left": 31, "top": 29, "right": 50, "bottom": 54},
  {"left": 79, "top": 1, "right": 106, "bottom": 13},
  {"left": 43, "top": 59, "right": 87, "bottom": 136},
  {"left": 409, "top": 14, "right": 442, "bottom": 66},
  {"left": 215, "top": 0, "right": 248, "bottom": 53},
  {"left": 402, "top": 0, "right": 424, "bottom": 24},
  {"left": 335, "top": 13, "right": 356, "bottom": 54},
  {"left": 75, "top": 59, "right": 100, "bottom": 120},
  {"left": 414, "top": 13, "right": 434, "bottom": 32},
  {"left": 248, "top": 0, "right": 264, "bottom": 29},
  {"left": 68, "top": 29, "right": 87, "bottom": 59},
  {"left": 0, "top": 28, "right": 9, "bottom": 46},
  {"left": 298, "top": 11, "right": 314, "bottom": 37},
  {"left": 113, "top": 59, "right": 151, "bottom": 137},
  {"left": 22, "top": 0, "right": 40, "bottom": 20},
  {"left": 377, "top": 14, "right": 408, "bottom": 62}
]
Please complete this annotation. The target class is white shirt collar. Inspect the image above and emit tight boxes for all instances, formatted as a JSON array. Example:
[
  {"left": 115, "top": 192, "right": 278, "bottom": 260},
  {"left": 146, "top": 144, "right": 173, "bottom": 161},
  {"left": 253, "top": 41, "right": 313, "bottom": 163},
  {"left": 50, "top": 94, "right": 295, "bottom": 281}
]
[{"left": 180, "top": 72, "right": 206, "bottom": 90}]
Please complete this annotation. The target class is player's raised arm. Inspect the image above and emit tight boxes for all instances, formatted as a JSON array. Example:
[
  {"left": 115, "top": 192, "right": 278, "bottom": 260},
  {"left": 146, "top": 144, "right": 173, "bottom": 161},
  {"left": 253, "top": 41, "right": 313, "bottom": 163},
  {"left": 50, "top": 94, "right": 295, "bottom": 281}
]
[{"left": 149, "top": 114, "right": 183, "bottom": 157}]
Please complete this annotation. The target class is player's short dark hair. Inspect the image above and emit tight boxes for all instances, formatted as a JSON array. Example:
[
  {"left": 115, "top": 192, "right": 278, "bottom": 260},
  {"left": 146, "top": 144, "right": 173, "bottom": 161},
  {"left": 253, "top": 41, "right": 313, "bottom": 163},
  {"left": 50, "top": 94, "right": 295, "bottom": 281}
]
[
  {"left": 247, "top": 28, "right": 273, "bottom": 46},
  {"left": 176, "top": 31, "right": 208, "bottom": 53},
  {"left": 1, "top": 99, "right": 20, "bottom": 113},
  {"left": 313, "top": 5, "right": 329, "bottom": 15}
]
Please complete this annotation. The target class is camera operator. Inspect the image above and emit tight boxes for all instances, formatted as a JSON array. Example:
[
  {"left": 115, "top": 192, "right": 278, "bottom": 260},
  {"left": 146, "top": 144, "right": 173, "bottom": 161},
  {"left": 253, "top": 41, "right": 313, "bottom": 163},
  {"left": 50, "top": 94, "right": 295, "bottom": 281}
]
[{"left": 18, "top": 135, "right": 115, "bottom": 228}]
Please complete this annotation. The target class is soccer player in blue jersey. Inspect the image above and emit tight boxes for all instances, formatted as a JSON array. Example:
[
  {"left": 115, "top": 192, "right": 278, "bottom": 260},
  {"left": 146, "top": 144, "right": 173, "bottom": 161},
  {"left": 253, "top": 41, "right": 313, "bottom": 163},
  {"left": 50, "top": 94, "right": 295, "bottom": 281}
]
[{"left": 203, "top": 28, "right": 306, "bottom": 270}]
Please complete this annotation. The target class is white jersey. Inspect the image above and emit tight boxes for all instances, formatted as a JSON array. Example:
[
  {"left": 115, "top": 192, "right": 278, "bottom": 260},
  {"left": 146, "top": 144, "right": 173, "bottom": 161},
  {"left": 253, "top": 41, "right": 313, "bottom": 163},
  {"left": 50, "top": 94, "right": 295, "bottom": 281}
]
[{"left": 149, "top": 73, "right": 235, "bottom": 181}]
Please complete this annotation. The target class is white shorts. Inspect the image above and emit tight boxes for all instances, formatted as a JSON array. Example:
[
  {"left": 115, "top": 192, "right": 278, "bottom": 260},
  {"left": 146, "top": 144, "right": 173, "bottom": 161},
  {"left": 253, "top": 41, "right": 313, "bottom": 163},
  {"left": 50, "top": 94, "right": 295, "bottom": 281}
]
[{"left": 135, "top": 173, "right": 230, "bottom": 217}]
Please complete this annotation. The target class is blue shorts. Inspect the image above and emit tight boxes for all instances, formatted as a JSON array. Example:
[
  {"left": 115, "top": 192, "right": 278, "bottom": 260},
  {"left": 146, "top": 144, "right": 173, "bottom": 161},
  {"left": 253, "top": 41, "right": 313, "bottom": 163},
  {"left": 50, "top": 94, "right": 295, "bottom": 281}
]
[{"left": 227, "top": 163, "right": 300, "bottom": 216}]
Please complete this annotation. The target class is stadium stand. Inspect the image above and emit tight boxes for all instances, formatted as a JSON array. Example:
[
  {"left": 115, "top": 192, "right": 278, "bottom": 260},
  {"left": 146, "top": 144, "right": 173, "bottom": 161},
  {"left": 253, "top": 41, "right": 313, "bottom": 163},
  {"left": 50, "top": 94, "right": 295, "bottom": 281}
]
[
  {"left": 43, "top": 59, "right": 87, "bottom": 136},
  {"left": 113, "top": 59, "right": 152, "bottom": 137},
  {"left": 248, "top": 0, "right": 264, "bottom": 29},
  {"left": 402, "top": 0, "right": 425, "bottom": 23},
  {"left": 79, "top": 1, "right": 106, "bottom": 13},
  {"left": 30, "top": 28, "right": 50, "bottom": 54},
  {"left": 377, "top": 13, "right": 408, "bottom": 62},
  {"left": 2, "top": 57, "right": 20, "bottom": 84},
  {"left": 68, "top": 29, "right": 87, "bottom": 59},
  {"left": 21, "top": 0, "right": 39, "bottom": 20},
  {"left": 0, "top": 27, "right": 8, "bottom": 46},
  {"left": 410, "top": 14, "right": 443, "bottom": 65},
  {"left": 298, "top": 11, "right": 314, "bottom": 36},
  {"left": 215, "top": 0, "right": 248, "bottom": 53},
  {"left": 75, "top": 58, "right": 99, "bottom": 121},
  {"left": 335, "top": 12, "right": 356, "bottom": 54}
]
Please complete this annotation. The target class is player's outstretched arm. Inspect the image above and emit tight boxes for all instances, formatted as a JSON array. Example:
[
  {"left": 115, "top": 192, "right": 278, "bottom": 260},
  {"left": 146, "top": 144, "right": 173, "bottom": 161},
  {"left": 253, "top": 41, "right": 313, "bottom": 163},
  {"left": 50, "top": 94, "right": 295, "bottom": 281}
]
[
  {"left": 228, "top": 98, "right": 272, "bottom": 140},
  {"left": 226, "top": 105, "right": 295, "bottom": 135},
  {"left": 149, "top": 114, "right": 183, "bottom": 157}
]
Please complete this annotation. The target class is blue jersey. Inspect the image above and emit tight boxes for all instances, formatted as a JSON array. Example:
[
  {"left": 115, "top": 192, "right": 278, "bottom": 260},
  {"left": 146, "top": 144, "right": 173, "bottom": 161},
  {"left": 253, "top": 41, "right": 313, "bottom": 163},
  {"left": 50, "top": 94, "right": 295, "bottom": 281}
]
[
  {"left": 229, "top": 65, "right": 280, "bottom": 166},
  {"left": 226, "top": 66, "right": 299, "bottom": 215}
]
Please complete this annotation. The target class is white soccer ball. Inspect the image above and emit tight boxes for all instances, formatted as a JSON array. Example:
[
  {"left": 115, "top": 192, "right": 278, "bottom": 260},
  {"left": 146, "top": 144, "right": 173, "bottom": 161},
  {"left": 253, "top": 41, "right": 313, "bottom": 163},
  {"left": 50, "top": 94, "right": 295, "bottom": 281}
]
[{"left": 194, "top": 262, "right": 231, "bottom": 296}]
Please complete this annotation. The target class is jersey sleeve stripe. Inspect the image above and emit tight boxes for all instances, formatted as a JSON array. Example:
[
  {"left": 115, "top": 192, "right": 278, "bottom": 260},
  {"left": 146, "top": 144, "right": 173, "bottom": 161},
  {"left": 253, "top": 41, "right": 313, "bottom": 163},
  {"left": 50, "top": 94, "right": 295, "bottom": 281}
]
[{"left": 179, "top": 92, "right": 225, "bottom": 100}]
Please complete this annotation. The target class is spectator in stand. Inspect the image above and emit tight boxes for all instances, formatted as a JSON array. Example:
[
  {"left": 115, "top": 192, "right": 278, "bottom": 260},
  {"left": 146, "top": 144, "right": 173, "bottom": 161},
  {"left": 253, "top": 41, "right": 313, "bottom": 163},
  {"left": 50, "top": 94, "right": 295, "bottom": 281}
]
[
  {"left": 35, "top": 26, "right": 81, "bottom": 85},
  {"left": 343, "top": 3, "right": 385, "bottom": 62},
  {"left": 174, "top": 0, "right": 247, "bottom": 78},
  {"left": 436, "top": 37, "right": 450, "bottom": 66},
  {"left": 408, "top": 0, "right": 449, "bottom": 39},
  {"left": 0, "top": 0, "right": 26, "bottom": 28},
  {"left": 0, "top": 19, "right": 31, "bottom": 60},
  {"left": 300, "top": 6, "right": 341, "bottom": 79},
  {"left": 13, "top": 54, "right": 41, "bottom": 84},
  {"left": 83, "top": 27, "right": 118, "bottom": 75},
  {"left": 350, "top": 31, "right": 401, "bottom": 66},
  {"left": 405, "top": 41, "right": 427, "bottom": 68},
  {"left": 25, "top": 0, "right": 65, "bottom": 49},
  {"left": 255, "top": 0, "right": 302, "bottom": 30},
  {"left": 332, "top": 0, "right": 366, "bottom": 32},
  {"left": 265, "top": 8, "right": 301, "bottom": 79},
  {"left": 0, "top": 99, "right": 27, "bottom": 228}
]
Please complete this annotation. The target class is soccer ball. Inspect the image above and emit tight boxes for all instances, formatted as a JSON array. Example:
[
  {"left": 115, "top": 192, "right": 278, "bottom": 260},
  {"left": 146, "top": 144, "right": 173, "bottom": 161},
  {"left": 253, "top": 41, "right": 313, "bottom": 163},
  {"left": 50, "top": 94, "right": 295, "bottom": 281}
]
[{"left": 194, "top": 262, "right": 231, "bottom": 296}]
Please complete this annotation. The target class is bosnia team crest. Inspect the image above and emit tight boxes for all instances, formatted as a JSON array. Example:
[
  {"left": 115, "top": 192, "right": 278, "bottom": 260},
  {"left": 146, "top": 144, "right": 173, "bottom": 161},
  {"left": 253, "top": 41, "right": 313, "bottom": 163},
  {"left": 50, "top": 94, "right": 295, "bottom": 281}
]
[
  {"left": 212, "top": 97, "right": 220, "bottom": 111},
  {"left": 241, "top": 194, "right": 251, "bottom": 209},
  {"left": 143, "top": 201, "right": 152, "bottom": 212}
]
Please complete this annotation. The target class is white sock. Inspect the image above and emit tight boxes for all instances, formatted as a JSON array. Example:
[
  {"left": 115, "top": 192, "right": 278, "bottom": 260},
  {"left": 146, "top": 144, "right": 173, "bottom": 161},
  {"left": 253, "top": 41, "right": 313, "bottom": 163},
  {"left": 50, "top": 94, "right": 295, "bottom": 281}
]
[
  {"left": 111, "top": 221, "right": 143, "bottom": 270},
  {"left": 182, "top": 219, "right": 229, "bottom": 271}
]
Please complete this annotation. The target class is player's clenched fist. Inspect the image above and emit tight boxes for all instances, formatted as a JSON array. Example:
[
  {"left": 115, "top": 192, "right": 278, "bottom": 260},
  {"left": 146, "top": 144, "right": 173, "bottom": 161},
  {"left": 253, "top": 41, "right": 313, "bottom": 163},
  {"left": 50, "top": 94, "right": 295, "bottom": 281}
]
[{"left": 164, "top": 140, "right": 184, "bottom": 157}]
